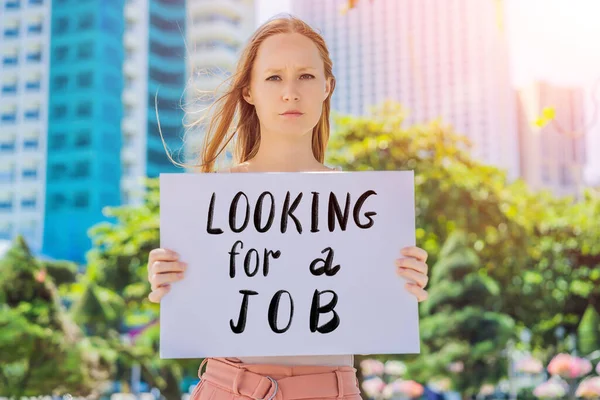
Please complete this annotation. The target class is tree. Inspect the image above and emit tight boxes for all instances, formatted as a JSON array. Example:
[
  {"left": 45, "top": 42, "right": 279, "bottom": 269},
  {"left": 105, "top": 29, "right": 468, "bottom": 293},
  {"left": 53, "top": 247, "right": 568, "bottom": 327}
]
[
  {"left": 415, "top": 231, "right": 514, "bottom": 398},
  {"left": 0, "top": 236, "right": 113, "bottom": 398},
  {"left": 63, "top": 179, "right": 201, "bottom": 399}
]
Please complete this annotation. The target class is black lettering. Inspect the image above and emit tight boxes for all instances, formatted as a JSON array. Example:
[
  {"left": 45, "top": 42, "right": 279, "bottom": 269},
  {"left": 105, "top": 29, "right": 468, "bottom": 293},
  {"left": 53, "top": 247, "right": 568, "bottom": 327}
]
[
  {"left": 353, "top": 190, "right": 378, "bottom": 229},
  {"left": 229, "top": 240, "right": 243, "bottom": 278},
  {"left": 207, "top": 192, "right": 224, "bottom": 234},
  {"left": 309, "top": 247, "right": 340, "bottom": 276},
  {"left": 268, "top": 290, "right": 294, "bottom": 333},
  {"left": 229, "top": 192, "right": 250, "bottom": 233},
  {"left": 311, "top": 191, "right": 320, "bottom": 233},
  {"left": 263, "top": 248, "right": 281, "bottom": 277},
  {"left": 244, "top": 248, "right": 260, "bottom": 277},
  {"left": 230, "top": 290, "right": 258, "bottom": 334},
  {"left": 328, "top": 193, "right": 351, "bottom": 232},
  {"left": 310, "top": 290, "right": 340, "bottom": 333},
  {"left": 281, "top": 192, "right": 303, "bottom": 234},
  {"left": 254, "top": 192, "right": 275, "bottom": 233}
]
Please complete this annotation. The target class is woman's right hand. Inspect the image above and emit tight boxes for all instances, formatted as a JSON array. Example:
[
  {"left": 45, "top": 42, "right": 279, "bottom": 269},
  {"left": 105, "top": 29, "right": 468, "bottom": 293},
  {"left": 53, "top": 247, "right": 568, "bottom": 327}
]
[{"left": 147, "top": 248, "right": 188, "bottom": 303}]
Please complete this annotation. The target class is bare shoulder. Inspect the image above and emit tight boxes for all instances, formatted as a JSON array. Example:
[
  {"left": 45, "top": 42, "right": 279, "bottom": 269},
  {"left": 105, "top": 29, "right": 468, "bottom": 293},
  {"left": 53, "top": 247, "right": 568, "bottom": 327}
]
[{"left": 216, "top": 163, "right": 249, "bottom": 173}]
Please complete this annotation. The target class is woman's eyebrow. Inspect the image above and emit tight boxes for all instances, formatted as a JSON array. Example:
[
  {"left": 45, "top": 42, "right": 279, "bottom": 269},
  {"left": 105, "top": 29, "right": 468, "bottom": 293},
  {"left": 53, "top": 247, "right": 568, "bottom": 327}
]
[{"left": 264, "top": 66, "right": 318, "bottom": 74}]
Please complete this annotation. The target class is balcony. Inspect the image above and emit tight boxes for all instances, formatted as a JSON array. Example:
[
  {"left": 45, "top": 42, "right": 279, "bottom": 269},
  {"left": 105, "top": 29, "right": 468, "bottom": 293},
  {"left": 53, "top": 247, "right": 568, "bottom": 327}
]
[
  {"left": 4, "top": 27, "right": 19, "bottom": 38},
  {"left": 25, "top": 80, "right": 41, "bottom": 91},
  {"left": 122, "top": 118, "right": 138, "bottom": 136},
  {"left": 26, "top": 52, "right": 42, "bottom": 63},
  {"left": 121, "top": 146, "right": 137, "bottom": 164},
  {"left": 124, "top": 60, "right": 138, "bottom": 78},
  {"left": 23, "top": 138, "right": 39, "bottom": 150},
  {"left": 28, "top": 24, "right": 43, "bottom": 34},
  {"left": 191, "top": 46, "right": 237, "bottom": 70},
  {"left": 2, "top": 84, "right": 17, "bottom": 94},
  {"left": 189, "top": 0, "right": 243, "bottom": 21},
  {"left": 189, "top": 20, "right": 244, "bottom": 45},
  {"left": 1, "top": 113, "right": 17, "bottom": 123},
  {"left": 22, "top": 169, "right": 38, "bottom": 179},
  {"left": 122, "top": 90, "right": 137, "bottom": 107},
  {"left": 3, "top": 56, "right": 18, "bottom": 66},
  {"left": 0, "top": 142, "right": 16, "bottom": 152},
  {"left": 24, "top": 109, "right": 41, "bottom": 120},
  {"left": 125, "top": 3, "right": 139, "bottom": 23},
  {"left": 125, "top": 31, "right": 139, "bottom": 50}
]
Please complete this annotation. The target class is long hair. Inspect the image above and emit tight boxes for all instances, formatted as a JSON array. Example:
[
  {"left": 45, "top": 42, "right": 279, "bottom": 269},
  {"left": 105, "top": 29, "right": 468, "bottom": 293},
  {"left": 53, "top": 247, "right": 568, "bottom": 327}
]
[{"left": 163, "top": 14, "right": 336, "bottom": 173}]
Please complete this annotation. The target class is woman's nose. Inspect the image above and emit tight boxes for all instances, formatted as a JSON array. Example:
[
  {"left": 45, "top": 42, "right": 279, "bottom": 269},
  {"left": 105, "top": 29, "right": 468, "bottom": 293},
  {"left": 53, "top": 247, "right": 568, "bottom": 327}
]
[{"left": 282, "top": 84, "right": 300, "bottom": 102}]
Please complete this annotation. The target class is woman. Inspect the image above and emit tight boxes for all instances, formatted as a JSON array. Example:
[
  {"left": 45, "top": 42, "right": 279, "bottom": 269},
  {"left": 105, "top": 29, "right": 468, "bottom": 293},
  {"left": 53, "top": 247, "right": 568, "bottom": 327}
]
[{"left": 147, "top": 15, "right": 430, "bottom": 400}]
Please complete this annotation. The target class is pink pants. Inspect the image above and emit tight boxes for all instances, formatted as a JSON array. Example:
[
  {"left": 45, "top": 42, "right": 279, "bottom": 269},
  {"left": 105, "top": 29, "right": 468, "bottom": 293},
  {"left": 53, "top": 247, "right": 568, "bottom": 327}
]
[{"left": 190, "top": 358, "right": 362, "bottom": 400}]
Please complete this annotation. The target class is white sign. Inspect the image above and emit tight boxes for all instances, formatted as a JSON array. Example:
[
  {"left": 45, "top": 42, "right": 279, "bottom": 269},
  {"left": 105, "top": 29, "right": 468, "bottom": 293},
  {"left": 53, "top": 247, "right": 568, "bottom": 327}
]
[{"left": 159, "top": 171, "right": 420, "bottom": 359}]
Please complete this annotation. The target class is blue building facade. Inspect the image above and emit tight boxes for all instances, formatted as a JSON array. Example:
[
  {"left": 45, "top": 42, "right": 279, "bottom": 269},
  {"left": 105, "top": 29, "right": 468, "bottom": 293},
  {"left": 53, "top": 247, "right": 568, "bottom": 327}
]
[
  {"left": 44, "top": 0, "right": 125, "bottom": 263},
  {"left": 146, "top": 0, "right": 186, "bottom": 178}
]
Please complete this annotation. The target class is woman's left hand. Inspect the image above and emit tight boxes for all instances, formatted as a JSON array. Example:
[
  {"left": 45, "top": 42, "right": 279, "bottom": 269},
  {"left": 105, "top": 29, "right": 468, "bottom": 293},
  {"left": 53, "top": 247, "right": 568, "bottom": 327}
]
[{"left": 396, "top": 246, "right": 429, "bottom": 302}]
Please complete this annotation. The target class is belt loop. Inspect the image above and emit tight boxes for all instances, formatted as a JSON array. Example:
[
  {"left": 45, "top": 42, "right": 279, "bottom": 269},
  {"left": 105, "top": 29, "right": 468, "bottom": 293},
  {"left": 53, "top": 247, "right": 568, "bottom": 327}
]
[
  {"left": 335, "top": 370, "right": 344, "bottom": 399},
  {"left": 198, "top": 358, "right": 209, "bottom": 380},
  {"left": 232, "top": 368, "right": 243, "bottom": 396}
]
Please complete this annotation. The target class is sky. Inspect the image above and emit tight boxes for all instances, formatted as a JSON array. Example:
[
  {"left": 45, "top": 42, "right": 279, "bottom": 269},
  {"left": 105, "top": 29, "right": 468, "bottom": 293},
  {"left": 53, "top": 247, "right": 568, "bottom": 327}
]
[{"left": 256, "top": 0, "right": 600, "bottom": 183}]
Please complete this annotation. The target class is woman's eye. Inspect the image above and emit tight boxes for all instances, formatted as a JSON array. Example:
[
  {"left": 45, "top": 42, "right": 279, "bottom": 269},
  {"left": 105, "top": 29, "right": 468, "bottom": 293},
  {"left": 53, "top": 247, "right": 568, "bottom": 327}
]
[
  {"left": 266, "top": 75, "right": 281, "bottom": 81},
  {"left": 300, "top": 74, "right": 315, "bottom": 79}
]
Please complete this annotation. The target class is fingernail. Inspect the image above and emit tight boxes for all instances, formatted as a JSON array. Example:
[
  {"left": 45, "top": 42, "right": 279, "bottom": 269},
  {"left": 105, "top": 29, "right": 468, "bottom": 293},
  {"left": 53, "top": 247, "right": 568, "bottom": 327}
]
[
  {"left": 177, "top": 272, "right": 184, "bottom": 278},
  {"left": 182, "top": 263, "right": 188, "bottom": 269}
]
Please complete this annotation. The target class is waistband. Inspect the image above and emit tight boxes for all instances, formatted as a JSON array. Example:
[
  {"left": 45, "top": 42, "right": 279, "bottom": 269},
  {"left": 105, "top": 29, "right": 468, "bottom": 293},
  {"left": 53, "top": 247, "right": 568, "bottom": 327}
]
[{"left": 199, "top": 357, "right": 361, "bottom": 400}]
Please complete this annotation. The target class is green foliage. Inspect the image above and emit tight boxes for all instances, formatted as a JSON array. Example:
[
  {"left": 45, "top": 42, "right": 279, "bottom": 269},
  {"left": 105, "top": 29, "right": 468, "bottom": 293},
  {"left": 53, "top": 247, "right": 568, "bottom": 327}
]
[{"left": 0, "top": 236, "right": 113, "bottom": 398}]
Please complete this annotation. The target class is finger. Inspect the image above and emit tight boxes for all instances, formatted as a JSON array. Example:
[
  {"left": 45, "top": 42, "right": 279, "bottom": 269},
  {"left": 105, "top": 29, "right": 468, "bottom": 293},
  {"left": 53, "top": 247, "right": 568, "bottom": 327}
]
[
  {"left": 405, "top": 282, "right": 429, "bottom": 302},
  {"left": 397, "top": 267, "right": 429, "bottom": 288},
  {"left": 150, "top": 272, "right": 185, "bottom": 290},
  {"left": 401, "top": 246, "right": 428, "bottom": 262},
  {"left": 150, "top": 260, "right": 188, "bottom": 276},
  {"left": 148, "top": 285, "right": 171, "bottom": 303},
  {"left": 148, "top": 248, "right": 179, "bottom": 265},
  {"left": 395, "top": 257, "right": 428, "bottom": 275}
]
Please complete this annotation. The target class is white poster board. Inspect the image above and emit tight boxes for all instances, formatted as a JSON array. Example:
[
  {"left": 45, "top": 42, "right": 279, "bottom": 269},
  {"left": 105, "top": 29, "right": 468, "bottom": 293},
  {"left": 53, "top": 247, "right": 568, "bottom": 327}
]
[{"left": 159, "top": 171, "right": 420, "bottom": 359}]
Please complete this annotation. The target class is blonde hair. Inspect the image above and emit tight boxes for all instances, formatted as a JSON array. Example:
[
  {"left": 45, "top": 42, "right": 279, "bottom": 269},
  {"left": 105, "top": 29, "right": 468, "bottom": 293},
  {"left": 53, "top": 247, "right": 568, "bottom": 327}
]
[{"left": 160, "top": 14, "right": 336, "bottom": 173}]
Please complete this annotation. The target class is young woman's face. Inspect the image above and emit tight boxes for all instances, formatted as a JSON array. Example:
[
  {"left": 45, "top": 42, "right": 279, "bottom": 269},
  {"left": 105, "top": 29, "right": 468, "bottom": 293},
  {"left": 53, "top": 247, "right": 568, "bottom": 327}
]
[{"left": 244, "top": 33, "right": 332, "bottom": 139}]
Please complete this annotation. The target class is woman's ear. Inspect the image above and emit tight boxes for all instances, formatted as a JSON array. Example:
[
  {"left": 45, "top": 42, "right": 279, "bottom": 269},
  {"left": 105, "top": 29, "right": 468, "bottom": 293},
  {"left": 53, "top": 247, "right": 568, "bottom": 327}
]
[
  {"left": 324, "top": 77, "right": 334, "bottom": 101},
  {"left": 243, "top": 86, "right": 254, "bottom": 105}
]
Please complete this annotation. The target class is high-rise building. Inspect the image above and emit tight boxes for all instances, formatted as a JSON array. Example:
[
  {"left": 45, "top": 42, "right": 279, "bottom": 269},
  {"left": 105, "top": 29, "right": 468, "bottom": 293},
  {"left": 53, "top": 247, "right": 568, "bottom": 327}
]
[
  {"left": 184, "top": 0, "right": 256, "bottom": 166},
  {"left": 516, "top": 81, "right": 587, "bottom": 198},
  {"left": 121, "top": 0, "right": 187, "bottom": 206},
  {"left": 43, "top": 0, "right": 126, "bottom": 262},
  {"left": 292, "top": 0, "right": 520, "bottom": 179},
  {"left": 0, "top": 0, "right": 53, "bottom": 253}
]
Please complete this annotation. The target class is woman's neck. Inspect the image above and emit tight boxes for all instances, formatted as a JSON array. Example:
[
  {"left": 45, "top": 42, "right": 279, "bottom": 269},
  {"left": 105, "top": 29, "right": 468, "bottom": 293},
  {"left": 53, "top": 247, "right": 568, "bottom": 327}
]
[{"left": 244, "top": 129, "right": 327, "bottom": 172}]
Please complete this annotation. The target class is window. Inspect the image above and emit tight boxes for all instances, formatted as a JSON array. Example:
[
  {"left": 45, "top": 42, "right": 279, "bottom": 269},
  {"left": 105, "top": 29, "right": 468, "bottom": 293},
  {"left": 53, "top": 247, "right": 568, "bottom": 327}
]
[
  {"left": 29, "top": 0, "right": 44, "bottom": 5},
  {"left": 21, "top": 197, "right": 37, "bottom": 209},
  {"left": 53, "top": 75, "right": 68, "bottom": 91},
  {"left": 28, "top": 21, "right": 43, "bottom": 34},
  {"left": 22, "top": 167, "right": 38, "bottom": 179},
  {"left": 74, "top": 130, "right": 91, "bottom": 148},
  {"left": 5, "top": 1, "right": 20, "bottom": 10},
  {"left": 1, "top": 106, "right": 17, "bottom": 123},
  {"left": 73, "top": 192, "right": 89, "bottom": 208},
  {"left": 3, "top": 22, "right": 19, "bottom": 38},
  {"left": 2, "top": 78, "right": 17, "bottom": 94},
  {"left": 53, "top": 104, "right": 67, "bottom": 119},
  {"left": 77, "top": 71, "right": 93, "bottom": 87},
  {"left": 54, "top": 46, "right": 68, "bottom": 62},
  {"left": 2, "top": 50, "right": 19, "bottom": 66},
  {"left": 26, "top": 48, "right": 42, "bottom": 62},
  {"left": 49, "top": 193, "right": 67, "bottom": 210},
  {"left": 25, "top": 75, "right": 41, "bottom": 90},
  {"left": 72, "top": 161, "right": 90, "bottom": 177},
  {"left": 54, "top": 17, "right": 69, "bottom": 34},
  {"left": 77, "top": 42, "right": 94, "bottom": 59},
  {"left": 24, "top": 106, "right": 40, "bottom": 120},
  {"left": 50, "top": 133, "right": 66, "bottom": 150},
  {"left": 77, "top": 102, "right": 92, "bottom": 117},
  {"left": 78, "top": 14, "right": 94, "bottom": 30}
]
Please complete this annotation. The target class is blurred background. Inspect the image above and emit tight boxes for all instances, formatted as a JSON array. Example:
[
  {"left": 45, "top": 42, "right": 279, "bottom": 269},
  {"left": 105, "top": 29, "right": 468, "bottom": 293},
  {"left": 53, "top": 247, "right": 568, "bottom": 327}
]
[{"left": 0, "top": 0, "right": 599, "bottom": 399}]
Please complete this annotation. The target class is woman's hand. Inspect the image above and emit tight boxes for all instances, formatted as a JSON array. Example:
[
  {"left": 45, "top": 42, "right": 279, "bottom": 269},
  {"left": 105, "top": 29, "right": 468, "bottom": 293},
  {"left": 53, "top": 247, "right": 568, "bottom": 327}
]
[
  {"left": 396, "top": 246, "right": 429, "bottom": 302},
  {"left": 147, "top": 248, "right": 188, "bottom": 303}
]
